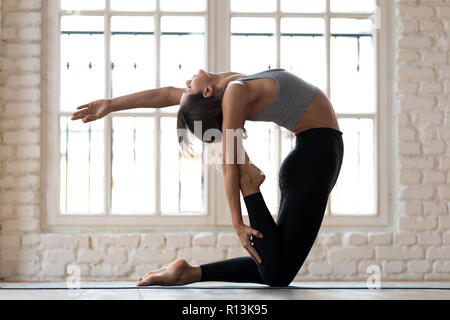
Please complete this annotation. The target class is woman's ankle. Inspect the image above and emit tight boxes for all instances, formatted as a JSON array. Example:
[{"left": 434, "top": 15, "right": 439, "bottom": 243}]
[{"left": 190, "top": 266, "right": 202, "bottom": 283}]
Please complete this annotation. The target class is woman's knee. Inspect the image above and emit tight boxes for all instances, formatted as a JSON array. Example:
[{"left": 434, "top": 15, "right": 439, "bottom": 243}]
[
  {"left": 263, "top": 274, "right": 292, "bottom": 287},
  {"left": 259, "top": 265, "right": 293, "bottom": 287}
]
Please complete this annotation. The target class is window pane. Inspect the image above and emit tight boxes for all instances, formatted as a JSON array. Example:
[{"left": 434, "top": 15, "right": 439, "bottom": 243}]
[
  {"left": 111, "top": 0, "right": 156, "bottom": 11},
  {"left": 330, "top": 19, "right": 375, "bottom": 114},
  {"left": 111, "top": 117, "right": 157, "bottom": 214},
  {"left": 332, "top": 18, "right": 373, "bottom": 34},
  {"left": 61, "top": 0, "right": 105, "bottom": 11},
  {"left": 111, "top": 16, "right": 156, "bottom": 113},
  {"left": 60, "top": 16, "right": 105, "bottom": 112},
  {"left": 241, "top": 122, "right": 278, "bottom": 216},
  {"left": 281, "top": 18, "right": 326, "bottom": 91},
  {"left": 60, "top": 116, "right": 105, "bottom": 214},
  {"left": 160, "top": 117, "right": 205, "bottom": 215},
  {"left": 160, "top": 16, "right": 206, "bottom": 113},
  {"left": 231, "top": 0, "right": 276, "bottom": 12},
  {"left": 331, "top": 0, "right": 375, "bottom": 13},
  {"left": 281, "top": 0, "right": 326, "bottom": 13},
  {"left": 111, "top": 16, "right": 154, "bottom": 32},
  {"left": 160, "top": 0, "right": 206, "bottom": 12},
  {"left": 331, "top": 118, "right": 376, "bottom": 215},
  {"left": 231, "top": 18, "right": 276, "bottom": 74},
  {"left": 61, "top": 15, "right": 104, "bottom": 32}
]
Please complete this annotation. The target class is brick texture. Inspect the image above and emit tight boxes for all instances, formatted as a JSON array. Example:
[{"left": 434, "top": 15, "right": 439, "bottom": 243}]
[{"left": 1, "top": 0, "right": 450, "bottom": 282}]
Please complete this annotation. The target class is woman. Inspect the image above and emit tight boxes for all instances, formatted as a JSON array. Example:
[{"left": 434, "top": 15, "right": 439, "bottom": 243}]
[{"left": 71, "top": 68, "right": 343, "bottom": 287}]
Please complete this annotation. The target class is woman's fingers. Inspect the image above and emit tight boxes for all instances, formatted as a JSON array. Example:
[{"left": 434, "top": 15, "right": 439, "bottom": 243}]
[
  {"left": 250, "top": 228, "right": 263, "bottom": 239},
  {"left": 77, "top": 103, "right": 89, "bottom": 110},
  {"left": 245, "top": 226, "right": 263, "bottom": 239},
  {"left": 73, "top": 109, "right": 87, "bottom": 116},
  {"left": 245, "top": 244, "right": 262, "bottom": 264},
  {"left": 71, "top": 110, "right": 87, "bottom": 120},
  {"left": 243, "top": 244, "right": 257, "bottom": 263},
  {"left": 83, "top": 115, "right": 96, "bottom": 123},
  {"left": 242, "top": 234, "right": 262, "bottom": 264},
  {"left": 236, "top": 224, "right": 263, "bottom": 264}
]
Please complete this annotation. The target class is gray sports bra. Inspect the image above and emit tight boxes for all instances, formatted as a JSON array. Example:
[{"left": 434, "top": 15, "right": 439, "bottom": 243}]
[{"left": 237, "top": 69, "right": 319, "bottom": 130}]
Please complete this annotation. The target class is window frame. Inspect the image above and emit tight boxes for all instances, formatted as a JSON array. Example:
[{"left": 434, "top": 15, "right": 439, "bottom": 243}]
[
  {"left": 42, "top": 0, "right": 392, "bottom": 230},
  {"left": 43, "top": 0, "right": 218, "bottom": 228}
]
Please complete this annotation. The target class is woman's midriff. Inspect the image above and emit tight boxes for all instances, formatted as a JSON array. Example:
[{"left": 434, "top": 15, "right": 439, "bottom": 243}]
[
  {"left": 240, "top": 78, "right": 340, "bottom": 135},
  {"left": 289, "top": 89, "right": 340, "bottom": 135}
]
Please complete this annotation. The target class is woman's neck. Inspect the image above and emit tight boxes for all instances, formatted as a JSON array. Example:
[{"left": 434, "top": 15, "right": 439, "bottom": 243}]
[{"left": 212, "top": 72, "right": 247, "bottom": 96}]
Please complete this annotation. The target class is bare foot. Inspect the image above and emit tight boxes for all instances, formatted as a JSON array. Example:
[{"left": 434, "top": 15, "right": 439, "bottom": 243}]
[
  {"left": 238, "top": 163, "right": 266, "bottom": 197},
  {"left": 136, "top": 258, "right": 201, "bottom": 286}
]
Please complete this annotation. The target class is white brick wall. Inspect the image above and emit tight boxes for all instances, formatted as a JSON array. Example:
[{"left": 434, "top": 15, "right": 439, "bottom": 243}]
[{"left": 1, "top": 0, "right": 450, "bottom": 283}]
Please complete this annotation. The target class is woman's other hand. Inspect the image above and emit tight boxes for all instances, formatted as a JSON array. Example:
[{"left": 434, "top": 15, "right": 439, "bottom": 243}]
[
  {"left": 233, "top": 223, "right": 263, "bottom": 264},
  {"left": 71, "top": 99, "right": 112, "bottom": 123}
]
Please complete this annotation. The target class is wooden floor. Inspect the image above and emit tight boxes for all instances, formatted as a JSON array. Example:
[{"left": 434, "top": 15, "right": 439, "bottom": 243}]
[{"left": 1, "top": 281, "right": 450, "bottom": 300}]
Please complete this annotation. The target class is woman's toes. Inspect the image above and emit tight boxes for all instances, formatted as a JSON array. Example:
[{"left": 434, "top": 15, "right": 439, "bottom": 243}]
[
  {"left": 138, "top": 275, "right": 153, "bottom": 286},
  {"left": 137, "top": 271, "right": 154, "bottom": 286}
]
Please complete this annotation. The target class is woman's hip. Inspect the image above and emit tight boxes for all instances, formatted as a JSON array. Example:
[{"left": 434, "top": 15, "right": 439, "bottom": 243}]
[{"left": 279, "top": 128, "right": 343, "bottom": 192}]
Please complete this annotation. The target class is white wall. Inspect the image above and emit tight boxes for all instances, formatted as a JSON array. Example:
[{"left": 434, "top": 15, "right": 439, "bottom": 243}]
[{"left": 0, "top": 0, "right": 450, "bottom": 282}]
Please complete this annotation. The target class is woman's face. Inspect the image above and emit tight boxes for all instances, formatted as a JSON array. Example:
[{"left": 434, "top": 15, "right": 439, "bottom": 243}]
[{"left": 180, "top": 69, "right": 210, "bottom": 107}]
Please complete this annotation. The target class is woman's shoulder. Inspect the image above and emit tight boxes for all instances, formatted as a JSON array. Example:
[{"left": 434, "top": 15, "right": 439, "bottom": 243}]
[
  {"left": 223, "top": 80, "right": 250, "bottom": 103},
  {"left": 221, "top": 80, "right": 253, "bottom": 117}
]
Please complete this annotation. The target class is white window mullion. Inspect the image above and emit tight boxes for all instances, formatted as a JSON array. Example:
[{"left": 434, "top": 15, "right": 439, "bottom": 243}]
[
  {"left": 205, "top": 0, "right": 212, "bottom": 71},
  {"left": 275, "top": 1, "right": 282, "bottom": 215},
  {"left": 325, "top": 0, "right": 331, "bottom": 98},
  {"left": 374, "top": 115, "right": 379, "bottom": 217},
  {"left": 330, "top": 13, "right": 373, "bottom": 19},
  {"left": 325, "top": 0, "right": 332, "bottom": 217},
  {"left": 155, "top": 67, "right": 161, "bottom": 217},
  {"left": 231, "top": 12, "right": 325, "bottom": 18},
  {"left": 275, "top": 0, "right": 281, "bottom": 69},
  {"left": 224, "top": 0, "right": 231, "bottom": 71},
  {"left": 214, "top": 0, "right": 230, "bottom": 225},
  {"left": 104, "top": 2, "right": 112, "bottom": 216},
  {"left": 275, "top": 127, "right": 281, "bottom": 216},
  {"left": 155, "top": 5, "right": 162, "bottom": 216},
  {"left": 336, "top": 113, "right": 377, "bottom": 118}
]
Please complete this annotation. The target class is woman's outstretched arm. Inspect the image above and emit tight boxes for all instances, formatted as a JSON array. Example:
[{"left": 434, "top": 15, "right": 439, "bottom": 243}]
[
  {"left": 71, "top": 86, "right": 185, "bottom": 123},
  {"left": 110, "top": 86, "right": 184, "bottom": 112}
]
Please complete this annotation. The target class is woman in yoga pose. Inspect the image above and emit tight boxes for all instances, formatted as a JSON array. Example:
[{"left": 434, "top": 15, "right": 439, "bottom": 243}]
[{"left": 71, "top": 68, "right": 343, "bottom": 287}]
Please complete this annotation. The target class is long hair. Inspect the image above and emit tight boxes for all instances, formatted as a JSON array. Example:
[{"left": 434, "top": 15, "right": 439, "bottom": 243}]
[{"left": 176, "top": 92, "right": 223, "bottom": 157}]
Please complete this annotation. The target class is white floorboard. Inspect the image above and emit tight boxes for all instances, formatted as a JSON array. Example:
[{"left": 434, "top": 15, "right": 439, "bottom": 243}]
[{"left": 1, "top": 281, "right": 450, "bottom": 300}]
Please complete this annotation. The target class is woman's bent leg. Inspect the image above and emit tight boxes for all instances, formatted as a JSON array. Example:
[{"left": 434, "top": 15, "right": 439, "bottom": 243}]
[
  {"left": 199, "top": 190, "right": 281, "bottom": 285},
  {"left": 200, "top": 156, "right": 283, "bottom": 284},
  {"left": 200, "top": 257, "right": 265, "bottom": 284},
  {"left": 200, "top": 173, "right": 279, "bottom": 284},
  {"left": 199, "top": 187, "right": 327, "bottom": 287}
]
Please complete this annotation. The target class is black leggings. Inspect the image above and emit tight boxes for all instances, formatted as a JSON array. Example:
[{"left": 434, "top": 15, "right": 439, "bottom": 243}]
[{"left": 200, "top": 127, "right": 344, "bottom": 286}]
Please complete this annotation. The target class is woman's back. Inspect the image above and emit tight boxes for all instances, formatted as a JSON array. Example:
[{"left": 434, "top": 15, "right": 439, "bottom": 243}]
[{"left": 237, "top": 69, "right": 319, "bottom": 131}]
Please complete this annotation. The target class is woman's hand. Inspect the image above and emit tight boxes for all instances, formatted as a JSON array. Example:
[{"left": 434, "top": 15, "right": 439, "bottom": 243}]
[
  {"left": 233, "top": 222, "right": 263, "bottom": 264},
  {"left": 71, "top": 99, "right": 112, "bottom": 123}
]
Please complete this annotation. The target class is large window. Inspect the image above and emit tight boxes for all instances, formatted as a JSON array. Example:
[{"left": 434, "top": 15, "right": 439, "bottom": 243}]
[{"left": 45, "top": 0, "right": 390, "bottom": 227}]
